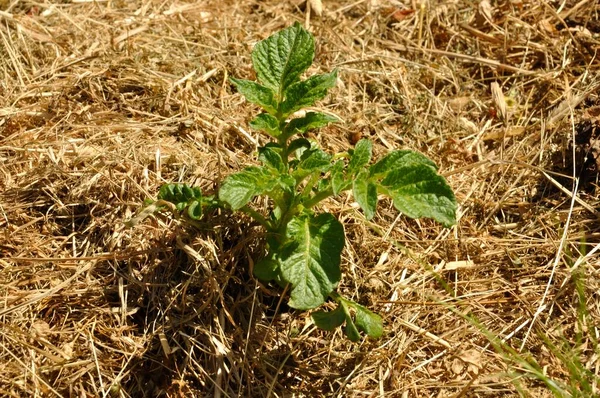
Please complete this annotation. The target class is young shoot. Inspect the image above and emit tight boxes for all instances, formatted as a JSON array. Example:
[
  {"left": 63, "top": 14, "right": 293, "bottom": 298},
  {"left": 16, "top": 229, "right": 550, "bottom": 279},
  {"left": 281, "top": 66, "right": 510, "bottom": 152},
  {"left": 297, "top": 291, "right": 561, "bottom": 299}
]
[{"left": 131, "top": 23, "right": 457, "bottom": 342}]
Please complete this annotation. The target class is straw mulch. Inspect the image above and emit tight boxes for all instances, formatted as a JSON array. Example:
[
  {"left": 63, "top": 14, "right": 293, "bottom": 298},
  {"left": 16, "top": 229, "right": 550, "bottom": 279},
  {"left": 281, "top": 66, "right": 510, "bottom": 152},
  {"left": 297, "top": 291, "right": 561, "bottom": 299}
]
[{"left": 1, "top": 0, "right": 599, "bottom": 396}]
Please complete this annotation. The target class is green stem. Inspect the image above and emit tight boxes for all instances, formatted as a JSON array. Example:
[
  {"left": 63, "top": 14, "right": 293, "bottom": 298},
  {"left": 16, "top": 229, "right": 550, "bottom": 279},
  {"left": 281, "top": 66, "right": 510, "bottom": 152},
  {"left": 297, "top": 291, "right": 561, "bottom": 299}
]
[
  {"left": 300, "top": 173, "right": 320, "bottom": 199},
  {"left": 329, "top": 290, "right": 342, "bottom": 303},
  {"left": 277, "top": 119, "right": 289, "bottom": 169},
  {"left": 303, "top": 187, "right": 334, "bottom": 209},
  {"left": 275, "top": 197, "right": 300, "bottom": 236},
  {"left": 240, "top": 205, "right": 272, "bottom": 230},
  {"left": 332, "top": 152, "right": 350, "bottom": 161}
]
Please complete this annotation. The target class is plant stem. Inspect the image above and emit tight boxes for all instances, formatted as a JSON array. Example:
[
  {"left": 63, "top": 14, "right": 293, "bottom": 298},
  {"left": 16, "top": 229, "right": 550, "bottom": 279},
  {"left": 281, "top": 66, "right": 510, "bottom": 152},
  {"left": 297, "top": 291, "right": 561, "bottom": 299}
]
[
  {"left": 240, "top": 205, "right": 272, "bottom": 230},
  {"left": 280, "top": 142, "right": 289, "bottom": 170},
  {"left": 277, "top": 117, "right": 289, "bottom": 169},
  {"left": 332, "top": 152, "right": 350, "bottom": 161},
  {"left": 275, "top": 199, "right": 299, "bottom": 236},
  {"left": 303, "top": 187, "right": 334, "bottom": 209},
  {"left": 329, "top": 290, "right": 342, "bottom": 303},
  {"left": 300, "top": 173, "right": 320, "bottom": 199}
]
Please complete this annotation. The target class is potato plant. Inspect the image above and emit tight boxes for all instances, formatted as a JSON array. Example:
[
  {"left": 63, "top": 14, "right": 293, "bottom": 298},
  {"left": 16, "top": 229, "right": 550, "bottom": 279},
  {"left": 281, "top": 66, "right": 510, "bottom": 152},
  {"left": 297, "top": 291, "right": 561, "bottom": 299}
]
[{"left": 132, "top": 23, "right": 457, "bottom": 341}]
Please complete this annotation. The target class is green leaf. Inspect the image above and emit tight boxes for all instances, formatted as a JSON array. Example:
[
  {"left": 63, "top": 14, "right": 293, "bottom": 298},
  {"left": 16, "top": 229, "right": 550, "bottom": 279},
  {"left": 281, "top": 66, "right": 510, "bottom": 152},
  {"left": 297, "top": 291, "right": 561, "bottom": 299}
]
[
  {"left": 378, "top": 164, "right": 457, "bottom": 227},
  {"left": 250, "top": 113, "right": 280, "bottom": 137},
  {"left": 138, "top": 183, "right": 219, "bottom": 225},
  {"left": 158, "top": 184, "right": 180, "bottom": 203},
  {"left": 288, "top": 138, "right": 312, "bottom": 155},
  {"left": 284, "top": 112, "right": 339, "bottom": 137},
  {"left": 344, "top": 320, "right": 360, "bottom": 342},
  {"left": 330, "top": 160, "right": 349, "bottom": 196},
  {"left": 316, "top": 177, "right": 330, "bottom": 193},
  {"left": 258, "top": 146, "right": 285, "bottom": 172},
  {"left": 277, "top": 174, "right": 296, "bottom": 193},
  {"left": 311, "top": 305, "right": 346, "bottom": 331},
  {"left": 312, "top": 299, "right": 383, "bottom": 340},
  {"left": 251, "top": 22, "right": 314, "bottom": 96},
  {"left": 335, "top": 297, "right": 384, "bottom": 341},
  {"left": 230, "top": 78, "right": 277, "bottom": 114},
  {"left": 339, "top": 301, "right": 360, "bottom": 342},
  {"left": 299, "top": 147, "right": 332, "bottom": 169},
  {"left": 369, "top": 150, "right": 437, "bottom": 178},
  {"left": 182, "top": 185, "right": 195, "bottom": 200},
  {"left": 158, "top": 183, "right": 202, "bottom": 205},
  {"left": 254, "top": 257, "right": 280, "bottom": 282},
  {"left": 292, "top": 138, "right": 319, "bottom": 160},
  {"left": 278, "top": 213, "right": 344, "bottom": 310},
  {"left": 353, "top": 303, "right": 383, "bottom": 339},
  {"left": 279, "top": 70, "right": 338, "bottom": 117},
  {"left": 293, "top": 148, "right": 332, "bottom": 180},
  {"left": 347, "top": 139, "right": 372, "bottom": 176},
  {"left": 187, "top": 201, "right": 203, "bottom": 220},
  {"left": 353, "top": 170, "right": 377, "bottom": 220},
  {"left": 218, "top": 166, "right": 280, "bottom": 210}
]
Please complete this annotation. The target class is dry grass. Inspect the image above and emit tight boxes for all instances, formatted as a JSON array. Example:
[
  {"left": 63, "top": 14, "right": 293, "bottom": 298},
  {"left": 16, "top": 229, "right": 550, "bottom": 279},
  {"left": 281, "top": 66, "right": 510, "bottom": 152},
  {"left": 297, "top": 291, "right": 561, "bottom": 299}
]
[{"left": 1, "top": 0, "right": 599, "bottom": 396}]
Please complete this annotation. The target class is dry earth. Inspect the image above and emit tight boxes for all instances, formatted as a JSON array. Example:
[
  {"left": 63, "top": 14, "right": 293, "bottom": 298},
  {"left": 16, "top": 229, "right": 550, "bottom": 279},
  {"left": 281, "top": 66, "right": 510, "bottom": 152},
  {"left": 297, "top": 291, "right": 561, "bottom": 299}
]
[{"left": 1, "top": 0, "right": 600, "bottom": 397}]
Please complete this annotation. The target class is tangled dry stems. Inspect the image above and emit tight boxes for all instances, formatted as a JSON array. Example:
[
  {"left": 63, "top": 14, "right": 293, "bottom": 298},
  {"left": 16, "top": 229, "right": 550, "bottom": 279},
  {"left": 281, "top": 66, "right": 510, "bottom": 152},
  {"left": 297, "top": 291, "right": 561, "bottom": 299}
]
[{"left": 1, "top": 0, "right": 599, "bottom": 396}]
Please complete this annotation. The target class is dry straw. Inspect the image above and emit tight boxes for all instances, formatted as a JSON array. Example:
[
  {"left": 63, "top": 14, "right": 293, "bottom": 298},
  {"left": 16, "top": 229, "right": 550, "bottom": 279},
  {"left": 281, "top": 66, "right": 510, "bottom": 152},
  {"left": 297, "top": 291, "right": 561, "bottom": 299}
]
[{"left": 1, "top": 0, "right": 599, "bottom": 396}]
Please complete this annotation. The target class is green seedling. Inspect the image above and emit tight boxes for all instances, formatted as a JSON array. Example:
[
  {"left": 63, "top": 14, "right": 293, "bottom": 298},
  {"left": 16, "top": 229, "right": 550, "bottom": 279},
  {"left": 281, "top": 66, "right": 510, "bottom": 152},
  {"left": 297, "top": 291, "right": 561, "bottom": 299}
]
[{"left": 132, "top": 23, "right": 457, "bottom": 341}]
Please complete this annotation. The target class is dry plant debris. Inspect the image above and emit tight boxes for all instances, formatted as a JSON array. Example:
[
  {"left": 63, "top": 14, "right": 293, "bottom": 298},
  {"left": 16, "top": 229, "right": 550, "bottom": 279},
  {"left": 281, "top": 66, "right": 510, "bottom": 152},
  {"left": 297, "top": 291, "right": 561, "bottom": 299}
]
[{"left": 1, "top": 0, "right": 599, "bottom": 397}]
